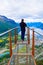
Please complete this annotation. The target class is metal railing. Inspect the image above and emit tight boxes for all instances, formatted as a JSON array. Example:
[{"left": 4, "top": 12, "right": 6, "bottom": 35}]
[
  {"left": 7, "top": 27, "right": 37, "bottom": 65},
  {"left": 1, "top": 26, "right": 43, "bottom": 65},
  {"left": 0, "top": 27, "right": 19, "bottom": 65}
]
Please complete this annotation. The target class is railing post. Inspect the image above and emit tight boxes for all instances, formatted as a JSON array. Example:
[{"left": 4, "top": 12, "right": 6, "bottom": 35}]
[
  {"left": 32, "top": 29, "right": 35, "bottom": 56},
  {"left": 14, "top": 28, "right": 18, "bottom": 44},
  {"left": 9, "top": 32, "right": 12, "bottom": 57},
  {"left": 27, "top": 27, "right": 30, "bottom": 44}
]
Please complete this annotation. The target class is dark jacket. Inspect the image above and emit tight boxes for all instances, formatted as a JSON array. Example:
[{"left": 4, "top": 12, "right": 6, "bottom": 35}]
[{"left": 20, "top": 21, "right": 27, "bottom": 32}]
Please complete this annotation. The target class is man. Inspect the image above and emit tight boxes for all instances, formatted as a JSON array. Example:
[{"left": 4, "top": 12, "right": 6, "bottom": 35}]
[{"left": 20, "top": 19, "right": 27, "bottom": 42}]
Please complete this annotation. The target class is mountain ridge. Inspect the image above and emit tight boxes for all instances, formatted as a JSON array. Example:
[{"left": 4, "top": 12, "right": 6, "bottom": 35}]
[
  {"left": 27, "top": 22, "right": 43, "bottom": 29},
  {"left": 0, "top": 15, "right": 43, "bottom": 34},
  {"left": 0, "top": 15, "right": 19, "bottom": 34}
]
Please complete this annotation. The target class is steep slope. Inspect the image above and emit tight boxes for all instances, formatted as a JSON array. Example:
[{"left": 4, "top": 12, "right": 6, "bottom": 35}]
[{"left": 0, "top": 15, "right": 19, "bottom": 34}]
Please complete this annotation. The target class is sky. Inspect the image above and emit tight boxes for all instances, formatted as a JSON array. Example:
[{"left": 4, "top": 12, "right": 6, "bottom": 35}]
[{"left": 0, "top": 0, "right": 43, "bottom": 23}]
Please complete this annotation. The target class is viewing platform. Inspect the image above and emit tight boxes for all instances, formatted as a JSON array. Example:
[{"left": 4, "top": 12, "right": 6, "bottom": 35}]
[{"left": 0, "top": 27, "right": 43, "bottom": 65}]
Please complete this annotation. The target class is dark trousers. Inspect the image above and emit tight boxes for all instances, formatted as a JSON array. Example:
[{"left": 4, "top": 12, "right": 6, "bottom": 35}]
[{"left": 21, "top": 31, "right": 25, "bottom": 41}]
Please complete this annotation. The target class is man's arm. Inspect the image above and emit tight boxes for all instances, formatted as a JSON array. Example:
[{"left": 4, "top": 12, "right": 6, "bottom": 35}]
[{"left": 25, "top": 23, "right": 27, "bottom": 27}]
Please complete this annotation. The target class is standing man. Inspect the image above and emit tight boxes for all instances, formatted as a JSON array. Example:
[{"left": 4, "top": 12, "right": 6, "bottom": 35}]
[{"left": 20, "top": 19, "right": 27, "bottom": 42}]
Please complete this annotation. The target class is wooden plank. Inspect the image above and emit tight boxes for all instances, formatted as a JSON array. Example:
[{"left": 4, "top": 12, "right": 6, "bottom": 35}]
[
  {"left": 14, "top": 53, "right": 31, "bottom": 56},
  {"left": 17, "top": 41, "right": 27, "bottom": 44}
]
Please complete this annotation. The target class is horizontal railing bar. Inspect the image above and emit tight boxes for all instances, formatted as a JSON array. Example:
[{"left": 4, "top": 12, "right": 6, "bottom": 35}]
[
  {"left": 34, "top": 30, "right": 43, "bottom": 37},
  {"left": 0, "top": 27, "right": 19, "bottom": 37},
  {"left": 35, "top": 52, "right": 43, "bottom": 59},
  {"left": 28, "top": 27, "right": 43, "bottom": 37},
  {"left": 35, "top": 46, "right": 43, "bottom": 52},
  {"left": 0, "top": 26, "right": 43, "bottom": 37}
]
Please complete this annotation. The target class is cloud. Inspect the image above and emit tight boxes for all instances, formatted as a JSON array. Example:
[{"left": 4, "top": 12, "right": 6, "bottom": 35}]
[{"left": 0, "top": 0, "right": 43, "bottom": 22}]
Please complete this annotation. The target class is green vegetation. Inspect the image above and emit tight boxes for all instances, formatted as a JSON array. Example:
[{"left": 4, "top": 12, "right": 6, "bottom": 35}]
[
  {"left": 0, "top": 35, "right": 20, "bottom": 64},
  {"left": 0, "top": 53, "right": 10, "bottom": 62},
  {"left": 36, "top": 60, "right": 43, "bottom": 65},
  {"left": 0, "top": 35, "right": 43, "bottom": 65}
]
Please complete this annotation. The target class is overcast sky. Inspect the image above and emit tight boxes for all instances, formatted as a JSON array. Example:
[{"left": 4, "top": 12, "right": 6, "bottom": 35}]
[{"left": 0, "top": 0, "right": 43, "bottom": 23}]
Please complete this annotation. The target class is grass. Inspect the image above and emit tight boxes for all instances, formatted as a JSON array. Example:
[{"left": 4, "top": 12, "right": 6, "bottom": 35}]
[
  {"left": 0, "top": 39, "right": 4, "bottom": 42},
  {"left": 36, "top": 60, "right": 43, "bottom": 65},
  {"left": 0, "top": 53, "right": 10, "bottom": 62}
]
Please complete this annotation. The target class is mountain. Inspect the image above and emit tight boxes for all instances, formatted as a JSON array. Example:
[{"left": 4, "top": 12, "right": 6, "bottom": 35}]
[
  {"left": 0, "top": 15, "right": 19, "bottom": 34},
  {"left": 0, "top": 15, "right": 43, "bottom": 34},
  {"left": 27, "top": 22, "right": 43, "bottom": 29}
]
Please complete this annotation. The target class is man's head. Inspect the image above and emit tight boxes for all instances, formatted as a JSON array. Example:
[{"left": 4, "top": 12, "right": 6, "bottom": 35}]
[{"left": 21, "top": 19, "right": 24, "bottom": 22}]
